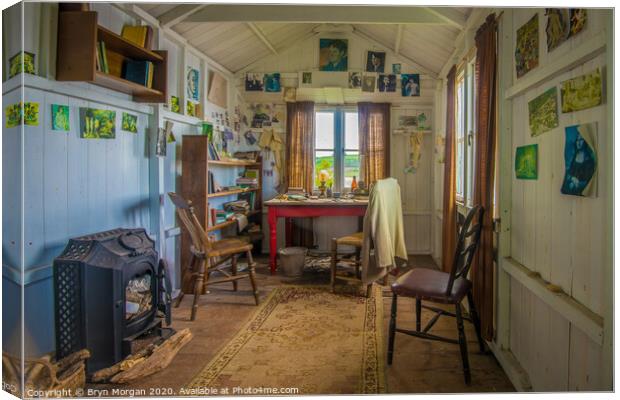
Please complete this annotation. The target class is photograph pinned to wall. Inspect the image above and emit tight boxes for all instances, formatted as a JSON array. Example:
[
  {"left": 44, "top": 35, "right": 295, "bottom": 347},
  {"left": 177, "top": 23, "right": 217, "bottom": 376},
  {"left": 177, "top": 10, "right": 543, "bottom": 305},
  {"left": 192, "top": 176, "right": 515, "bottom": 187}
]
[
  {"left": 397, "top": 115, "right": 418, "bottom": 129},
  {"left": 9, "top": 51, "right": 35, "bottom": 78},
  {"left": 245, "top": 73, "right": 264, "bottom": 91},
  {"left": 302, "top": 72, "right": 312, "bottom": 85},
  {"left": 561, "top": 122, "right": 597, "bottom": 196},
  {"left": 401, "top": 74, "right": 420, "bottom": 96},
  {"left": 366, "top": 51, "right": 386, "bottom": 73},
  {"left": 283, "top": 87, "right": 296, "bottom": 102},
  {"left": 51, "top": 104, "right": 70, "bottom": 131},
  {"left": 515, "top": 14, "right": 539, "bottom": 78},
  {"left": 186, "top": 67, "right": 200, "bottom": 101},
  {"left": 568, "top": 9, "right": 587, "bottom": 37},
  {"left": 79, "top": 107, "right": 116, "bottom": 139},
  {"left": 264, "top": 73, "right": 281, "bottom": 92},
  {"left": 362, "top": 75, "right": 376, "bottom": 92},
  {"left": 244, "top": 130, "right": 258, "bottom": 145},
  {"left": 392, "top": 64, "right": 401, "bottom": 74},
  {"left": 378, "top": 74, "right": 396, "bottom": 92},
  {"left": 186, "top": 101, "right": 196, "bottom": 117},
  {"left": 545, "top": 9, "right": 570, "bottom": 52},
  {"left": 23, "top": 102, "right": 39, "bottom": 126},
  {"left": 434, "top": 134, "right": 446, "bottom": 164},
  {"left": 156, "top": 128, "right": 167, "bottom": 157},
  {"left": 208, "top": 71, "right": 228, "bottom": 108},
  {"left": 514, "top": 144, "right": 538, "bottom": 180},
  {"left": 5, "top": 103, "right": 22, "bottom": 128},
  {"left": 272, "top": 105, "right": 285, "bottom": 129},
  {"left": 348, "top": 72, "right": 362, "bottom": 89},
  {"left": 250, "top": 103, "right": 272, "bottom": 128},
  {"left": 528, "top": 87, "right": 559, "bottom": 136},
  {"left": 561, "top": 69, "right": 602, "bottom": 112},
  {"left": 170, "top": 96, "right": 180, "bottom": 113},
  {"left": 121, "top": 112, "right": 138, "bottom": 133},
  {"left": 319, "top": 39, "right": 348, "bottom": 71}
]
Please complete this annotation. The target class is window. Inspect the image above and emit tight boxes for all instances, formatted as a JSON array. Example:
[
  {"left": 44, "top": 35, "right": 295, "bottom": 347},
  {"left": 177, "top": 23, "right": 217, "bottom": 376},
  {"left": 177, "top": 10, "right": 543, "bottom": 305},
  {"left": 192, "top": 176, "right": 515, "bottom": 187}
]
[
  {"left": 314, "top": 110, "right": 360, "bottom": 191},
  {"left": 455, "top": 57, "right": 477, "bottom": 206}
]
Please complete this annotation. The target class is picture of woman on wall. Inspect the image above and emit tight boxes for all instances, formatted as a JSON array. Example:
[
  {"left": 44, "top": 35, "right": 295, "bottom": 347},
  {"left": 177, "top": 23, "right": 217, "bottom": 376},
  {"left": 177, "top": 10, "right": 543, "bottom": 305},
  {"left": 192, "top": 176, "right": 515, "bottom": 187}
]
[{"left": 561, "top": 123, "right": 597, "bottom": 196}]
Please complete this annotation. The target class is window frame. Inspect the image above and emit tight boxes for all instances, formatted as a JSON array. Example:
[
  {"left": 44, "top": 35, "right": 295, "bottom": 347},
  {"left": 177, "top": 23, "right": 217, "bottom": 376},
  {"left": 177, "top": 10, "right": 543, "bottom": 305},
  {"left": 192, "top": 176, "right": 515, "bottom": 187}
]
[{"left": 455, "top": 54, "right": 477, "bottom": 207}]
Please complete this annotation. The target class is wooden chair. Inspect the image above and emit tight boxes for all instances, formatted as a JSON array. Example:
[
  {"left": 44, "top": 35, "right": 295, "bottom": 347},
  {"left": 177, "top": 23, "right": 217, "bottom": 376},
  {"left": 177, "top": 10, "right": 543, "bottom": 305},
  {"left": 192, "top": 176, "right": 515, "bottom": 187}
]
[
  {"left": 168, "top": 192, "right": 259, "bottom": 321},
  {"left": 387, "top": 205, "right": 485, "bottom": 384},
  {"left": 330, "top": 231, "right": 368, "bottom": 295}
]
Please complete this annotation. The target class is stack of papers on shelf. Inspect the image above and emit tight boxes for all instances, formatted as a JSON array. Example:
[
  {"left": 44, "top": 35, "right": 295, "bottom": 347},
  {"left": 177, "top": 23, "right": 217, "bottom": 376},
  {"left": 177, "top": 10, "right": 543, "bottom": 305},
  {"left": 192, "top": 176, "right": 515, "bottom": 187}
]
[
  {"left": 223, "top": 200, "right": 250, "bottom": 213},
  {"left": 236, "top": 177, "right": 258, "bottom": 187}
]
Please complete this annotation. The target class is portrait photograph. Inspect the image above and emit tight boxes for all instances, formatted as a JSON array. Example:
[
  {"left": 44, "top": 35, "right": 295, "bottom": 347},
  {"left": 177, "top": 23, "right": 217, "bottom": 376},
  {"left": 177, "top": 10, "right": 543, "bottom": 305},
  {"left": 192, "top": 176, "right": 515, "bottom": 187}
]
[
  {"left": 378, "top": 74, "right": 396, "bottom": 92},
  {"left": 561, "top": 123, "right": 597, "bottom": 196},
  {"left": 319, "top": 39, "right": 348, "bottom": 71},
  {"left": 245, "top": 73, "right": 264, "bottom": 91},
  {"left": 366, "top": 51, "right": 386, "bottom": 73},
  {"left": 401, "top": 74, "right": 420, "bottom": 96},
  {"left": 362, "top": 75, "right": 376, "bottom": 92},
  {"left": 348, "top": 72, "right": 362, "bottom": 89}
]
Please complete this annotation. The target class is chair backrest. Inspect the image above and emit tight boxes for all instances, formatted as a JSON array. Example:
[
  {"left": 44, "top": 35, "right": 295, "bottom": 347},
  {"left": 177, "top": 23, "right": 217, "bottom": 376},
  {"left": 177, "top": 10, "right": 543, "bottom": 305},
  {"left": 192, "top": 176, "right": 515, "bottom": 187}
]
[
  {"left": 446, "top": 205, "right": 484, "bottom": 295},
  {"left": 168, "top": 192, "right": 210, "bottom": 254}
]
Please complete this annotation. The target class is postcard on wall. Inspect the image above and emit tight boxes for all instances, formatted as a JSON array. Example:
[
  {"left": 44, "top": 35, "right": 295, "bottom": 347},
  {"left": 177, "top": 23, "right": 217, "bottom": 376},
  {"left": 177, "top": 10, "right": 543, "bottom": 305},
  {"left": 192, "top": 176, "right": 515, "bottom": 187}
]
[
  {"left": 52, "top": 104, "right": 70, "bottom": 131},
  {"left": 186, "top": 67, "right": 200, "bottom": 101},
  {"left": 301, "top": 72, "right": 312, "bottom": 86},
  {"left": 361, "top": 75, "right": 376, "bottom": 92},
  {"left": 264, "top": 73, "right": 281, "bottom": 92},
  {"left": 366, "top": 51, "right": 386, "bottom": 73},
  {"left": 208, "top": 71, "right": 228, "bottom": 108},
  {"left": 515, "top": 144, "right": 538, "bottom": 180},
  {"left": 170, "top": 96, "right": 180, "bottom": 113},
  {"left": 348, "top": 72, "right": 362, "bottom": 89},
  {"left": 122, "top": 112, "right": 138, "bottom": 133},
  {"left": 528, "top": 87, "right": 559, "bottom": 136},
  {"left": 401, "top": 74, "right": 420, "bottom": 97},
  {"left": 515, "top": 14, "right": 539, "bottom": 78},
  {"left": 561, "top": 69, "right": 602, "bottom": 113},
  {"left": 23, "top": 102, "right": 39, "bottom": 126},
  {"left": 392, "top": 64, "right": 402, "bottom": 74},
  {"left": 378, "top": 74, "right": 396, "bottom": 92},
  {"left": 186, "top": 101, "right": 195, "bottom": 117},
  {"left": 398, "top": 115, "right": 418, "bottom": 129},
  {"left": 283, "top": 87, "right": 296, "bottom": 102},
  {"left": 319, "top": 39, "right": 348, "bottom": 72},
  {"left": 79, "top": 107, "right": 116, "bottom": 139},
  {"left": 562, "top": 123, "right": 597, "bottom": 197},
  {"left": 5, "top": 103, "right": 22, "bottom": 128},
  {"left": 245, "top": 73, "right": 264, "bottom": 91},
  {"left": 9, "top": 51, "right": 35, "bottom": 78}
]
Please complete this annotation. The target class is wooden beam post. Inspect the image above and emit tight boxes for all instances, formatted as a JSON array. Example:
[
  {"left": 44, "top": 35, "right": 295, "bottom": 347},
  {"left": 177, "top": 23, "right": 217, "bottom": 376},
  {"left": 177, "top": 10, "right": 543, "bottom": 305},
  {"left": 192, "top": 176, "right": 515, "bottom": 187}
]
[
  {"left": 247, "top": 22, "right": 278, "bottom": 55},
  {"left": 159, "top": 4, "right": 207, "bottom": 28},
  {"left": 394, "top": 24, "right": 404, "bottom": 55}
]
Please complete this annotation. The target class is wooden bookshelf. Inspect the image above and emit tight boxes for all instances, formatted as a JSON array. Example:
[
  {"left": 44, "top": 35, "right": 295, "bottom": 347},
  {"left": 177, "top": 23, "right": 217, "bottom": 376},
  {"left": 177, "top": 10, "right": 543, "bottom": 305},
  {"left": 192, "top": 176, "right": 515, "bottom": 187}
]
[
  {"left": 205, "top": 210, "right": 261, "bottom": 232},
  {"left": 56, "top": 11, "right": 168, "bottom": 103},
  {"left": 208, "top": 160, "right": 261, "bottom": 167}
]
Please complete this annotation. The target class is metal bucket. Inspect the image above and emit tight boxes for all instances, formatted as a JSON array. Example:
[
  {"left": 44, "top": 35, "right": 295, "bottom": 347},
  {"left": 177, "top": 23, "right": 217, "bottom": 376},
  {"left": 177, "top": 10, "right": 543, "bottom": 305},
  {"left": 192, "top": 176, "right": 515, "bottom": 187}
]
[{"left": 278, "top": 247, "right": 307, "bottom": 277}]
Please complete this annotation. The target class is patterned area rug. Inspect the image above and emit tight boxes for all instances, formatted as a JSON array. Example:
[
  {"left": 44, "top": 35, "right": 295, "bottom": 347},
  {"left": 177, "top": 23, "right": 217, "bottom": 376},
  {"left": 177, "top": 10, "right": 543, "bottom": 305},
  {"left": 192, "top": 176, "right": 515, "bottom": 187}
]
[{"left": 187, "top": 285, "right": 386, "bottom": 394}]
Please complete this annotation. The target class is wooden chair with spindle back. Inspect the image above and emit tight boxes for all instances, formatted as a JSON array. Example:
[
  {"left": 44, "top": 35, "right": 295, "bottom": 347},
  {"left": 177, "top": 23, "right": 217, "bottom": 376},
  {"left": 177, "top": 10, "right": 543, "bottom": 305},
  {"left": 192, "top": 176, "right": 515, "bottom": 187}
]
[
  {"left": 168, "top": 192, "right": 260, "bottom": 321},
  {"left": 387, "top": 205, "right": 486, "bottom": 384}
]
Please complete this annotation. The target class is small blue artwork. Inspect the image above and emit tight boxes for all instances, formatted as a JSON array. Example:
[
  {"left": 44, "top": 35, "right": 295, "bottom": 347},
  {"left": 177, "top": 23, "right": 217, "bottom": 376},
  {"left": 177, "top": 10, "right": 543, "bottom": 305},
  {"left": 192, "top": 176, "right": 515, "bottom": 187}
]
[
  {"left": 187, "top": 67, "right": 200, "bottom": 101},
  {"left": 401, "top": 74, "right": 420, "bottom": 97},
  {"left": 561, "top": 123, "right": 597, "bottom": 196},
  {"left": 264, "top": 73, "right": 281, "bottom": 92}
]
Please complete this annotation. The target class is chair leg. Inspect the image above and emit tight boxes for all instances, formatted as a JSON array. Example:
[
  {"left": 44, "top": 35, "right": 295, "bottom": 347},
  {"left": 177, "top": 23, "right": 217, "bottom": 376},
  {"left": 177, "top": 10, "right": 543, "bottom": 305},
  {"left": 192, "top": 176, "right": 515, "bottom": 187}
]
[
  {"left": 191, "top": 258, "right": 207, "bottom": 321},
  {"left": 415, "top": 297, "right": 421, "bottom": 332},
  {"left": 355, "top": 248, "right": 361, "bottom": 279},
  {"left": 330, "top": 239, "right": 337, "bottom": 293},
  {"left": 455, "top": 302, "right": 471, "bottom": 384},
  {"left": 387, "top": 293, "right": 398, "bottom": 365},
  {"left": 174, "top": 291, "right": 185, "bottom": 308},
  {"left": 366, "top": 284, "right": 373, "bottom": 298},
  {"left": 231, "top": 255, "right": 238, "bottom": 292},
  {"left": 467, "top": 291, "right": 486, "bottom": 353},
  {"left": 247, "top": 250, "right": 260, "bottom": 305}
]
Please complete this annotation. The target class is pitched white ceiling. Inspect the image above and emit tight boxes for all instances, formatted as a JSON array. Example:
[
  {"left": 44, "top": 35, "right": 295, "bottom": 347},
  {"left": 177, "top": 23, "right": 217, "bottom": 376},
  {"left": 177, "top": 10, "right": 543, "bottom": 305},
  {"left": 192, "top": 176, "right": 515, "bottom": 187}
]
[{"left": 136, "top": 3, "right": 473, "bottom": 75}]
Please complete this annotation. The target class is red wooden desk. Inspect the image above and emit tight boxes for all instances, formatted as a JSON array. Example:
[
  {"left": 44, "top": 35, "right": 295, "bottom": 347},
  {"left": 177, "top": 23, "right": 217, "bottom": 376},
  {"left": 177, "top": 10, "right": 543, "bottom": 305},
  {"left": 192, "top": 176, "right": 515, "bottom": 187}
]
[{"left": 265, "top": 199, "right": 368, "bottom": 274}]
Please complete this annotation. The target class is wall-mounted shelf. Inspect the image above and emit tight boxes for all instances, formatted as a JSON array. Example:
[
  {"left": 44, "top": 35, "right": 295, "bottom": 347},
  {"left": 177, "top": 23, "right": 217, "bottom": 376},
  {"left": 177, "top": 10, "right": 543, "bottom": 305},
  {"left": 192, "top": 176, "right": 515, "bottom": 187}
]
[
  {"left": 208, "top": 160, "right": 261, "bottom": 167},
  {"left": 207, "top": 188, "right": 260, "bottom": 198},
  {"left": 56, "top": 11, "right": 168, "bottom": 103}
]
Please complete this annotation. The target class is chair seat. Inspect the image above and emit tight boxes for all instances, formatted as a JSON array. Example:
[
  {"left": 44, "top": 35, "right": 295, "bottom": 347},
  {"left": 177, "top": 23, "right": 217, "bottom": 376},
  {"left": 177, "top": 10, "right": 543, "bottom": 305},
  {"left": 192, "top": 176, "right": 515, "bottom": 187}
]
[
  {"left": 207, "top": 238, "right": 253, "bottom": 257},
  {"left": 336, "top": 231, "right": 363, "bottom": 247},
  {"left": 391, "top": 268, "right": 471, "bottom": 303}
]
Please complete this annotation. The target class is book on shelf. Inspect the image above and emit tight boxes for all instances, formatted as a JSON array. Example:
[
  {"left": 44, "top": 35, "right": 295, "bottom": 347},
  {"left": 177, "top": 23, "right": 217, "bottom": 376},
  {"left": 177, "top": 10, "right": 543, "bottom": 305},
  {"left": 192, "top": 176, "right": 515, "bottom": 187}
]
[
  {"left": 223, "top": 200, "right": 250, "bottom": 213},
  {"left": 99, "top": 41, "right": 109, "bottom": 73},
  {"left": 123, "top": 60, "right": 153, "bottom": 87},
  {"left": 208, "top": 142, "right": 220, "bottom": 160},
  {"left": 238, "top": 192, "right": 256, "bottom": 210},
  {"left": 95, "top": 44, "right": 101, "bottom": 71},
  {"left": 121, "top": 25, "right": 152, "bottom": 49}
]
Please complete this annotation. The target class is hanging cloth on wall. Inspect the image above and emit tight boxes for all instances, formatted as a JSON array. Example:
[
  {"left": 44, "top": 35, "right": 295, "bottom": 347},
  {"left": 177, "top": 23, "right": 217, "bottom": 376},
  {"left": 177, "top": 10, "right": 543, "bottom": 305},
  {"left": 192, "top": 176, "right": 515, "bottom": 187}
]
[
  {"left": 404, "top": 131, "right": 424, "bottom": 173},
  {"left": 258, "top": 127, "right": 284, "bottom": 185}
]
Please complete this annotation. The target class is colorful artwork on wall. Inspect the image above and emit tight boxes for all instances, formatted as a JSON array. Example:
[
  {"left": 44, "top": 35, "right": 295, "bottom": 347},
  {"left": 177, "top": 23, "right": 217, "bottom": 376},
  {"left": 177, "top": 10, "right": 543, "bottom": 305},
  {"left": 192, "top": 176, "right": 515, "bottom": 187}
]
[
  {"left": 186, "top": 101, "right": 195, "bottom": 117},
  {"left": 302, "top": 72, "right": 312, "bottom": 85},
  {"left": 122, "top": 112, "right": 138, "bottom": 133},
  {"left": 528, "top": 87, "right": 559, "bottom": 136},
  {"left": 561, "top": 69, "right": 602, "bottom": 113},
  {"left": 398, "top": 115, "right": 418, "bottom": 128},
  {"left": 378, "top": 74, "right": 396, "bottom": 92},
  {"left": 417, "top": 112, "right": 431, "bottom": 130},
  {"left": 515, "top": 144, "right": 538, "bottom": 180},
  {"left": 23, "top": 102, "right": 39, "bottom": 126},
  {"left": 392, "top": 63, "right": 401, "bottom": 74},
  {"left": 568, "top": 9, "right": 587, "bottom": 37},
  {"left": 545, "top": 9, "right": 570, "bottom": 52},
  {"left": 366, "top": 51, "right": 386, "bottom": 73},
  {"left": 361, "top": 75, "right": 376, "bottom": 93},
  {"left": 319, "top": 39, "right": 348, "bottom": 71},
  {"left": 515, "top": 14, "right": 539, "bottom": 78},
  {"left": 264, "top": 73, "right": 281, "bottom": 92},
  {"left": 562, "top": 123, "right": 597, "bottom": 196},
  {"left": 5, "top": 103, "right": 22, "bottom": 128},
  {"left": 79, "top": 108, "right": 116, "bottom": 139},
  {"left": 348, "top": 72, "right": 362, "bottom": 89},
  {"left": 170, "top": 96, "right": 180, "bottom": 113},
  {"left": 52, "top": 104, "right": 70, "bottom": 131},
  {"left": 245, "top": 73, "right": 263, "bottom": 91},
  {"left": 186, "top": 67, "right": 200, "bottom": 101},
  {"left": 9, "top": 51, "right": 35, "bottom": 78},
  {"left": 401, "top": 74, "right": 420, "bottom": 97}
]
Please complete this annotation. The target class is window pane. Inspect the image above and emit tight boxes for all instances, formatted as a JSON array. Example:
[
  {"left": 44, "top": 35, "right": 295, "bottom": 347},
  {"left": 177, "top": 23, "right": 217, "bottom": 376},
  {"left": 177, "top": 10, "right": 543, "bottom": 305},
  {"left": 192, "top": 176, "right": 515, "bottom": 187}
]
[
  {"left": 455, "top": 75, "right": 466, "bottom": 200},
  {"left": 344, "top": 112, "right": 359, "bottom": 150},
  {"left": 315, "top": 150, "right": 334, "bottom": 188},
  {"left": 343, "top": 151, "right": 360, "bottom": 189},
  {"left": 315, "top": 112, "right": 334, "bottom": 149}
]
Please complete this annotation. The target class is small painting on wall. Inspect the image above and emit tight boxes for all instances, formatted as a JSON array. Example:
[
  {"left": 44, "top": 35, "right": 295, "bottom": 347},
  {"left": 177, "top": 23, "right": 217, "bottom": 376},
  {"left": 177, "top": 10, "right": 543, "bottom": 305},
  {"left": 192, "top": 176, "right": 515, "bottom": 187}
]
[
  {"left": 264, "top": 73, "right": 281, "bottom": 92},
  {"left": 319, "top": 39, "right": 348, "bottom": 71},
  {"left": 568, "top": 9, "right": 587, "bottom": 37},
  {"left": 5, "top": 103, "right": 22, "bottom": 128},
  {"left": 283, "top": 87, "right": 296, "bottom": 102},
  {"left": 122, "top": 112, "right": 138, "bottom": 133},
  {"left": 245, "top": 73, "right": 264, "bottom": 91},
  {"left": 186, "top": 67, "right": 200, "bottom": 101},
  {"left": 186, "top": 101, "right": 195, "bottom": 117},
  {"left": 515, "top": 144, "right": 538, "bottom": 180},
  {"left": 348, "top": 72, "right": 362, "bottom": 88},
  {"left": 52, "top": 104, "right": 70, "bottom": 131},
  {"left": 378, "top": 74, "right": 396, "bottom": 92},
  {"left": 401, "top": 74, "right": 420, "bottom": 96},
  {"left": 366, "top": 51, "right": 386, "bottom": 73},
  {"left": 561, "top": 123, "right": 597, "bottom": 196},
  {"left": 79, "top": 107, "right": 116, "bottom": 139},
  {"left": 23, "top": 102, "right": 39, "bottom": 126},
  {"left": 9, "top": 51, "right": 35, "bottom": 78},
  {"left": 545, "top": 9, "right": 570, "bottom": 52},
  {"left": 561, "top": 69, "right": 602, "bottom": 113},
  {"left": 362, "top": 75, "right": 376, "bottom": 92},
  {"left": 528, "top": 87, "right": 559, "bottom": 136},
  {"left": 392, "top": 63, "right": 401, "bottom": 74},
  {"left": 515, "top": 14, "right": 539, "bottom": 78},
  {"left": 170, "top": 96, "right": 180, "bottom": 113},
  {"left": 302, "top": 72, "right": 312, "bottom": 84}
]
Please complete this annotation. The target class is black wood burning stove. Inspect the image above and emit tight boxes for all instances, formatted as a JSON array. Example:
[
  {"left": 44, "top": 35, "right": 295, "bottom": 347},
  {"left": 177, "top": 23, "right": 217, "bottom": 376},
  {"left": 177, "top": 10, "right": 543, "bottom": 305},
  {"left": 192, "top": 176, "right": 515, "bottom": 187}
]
[{"left": 53, "top": 228, "right": 171, "bottom": 373}]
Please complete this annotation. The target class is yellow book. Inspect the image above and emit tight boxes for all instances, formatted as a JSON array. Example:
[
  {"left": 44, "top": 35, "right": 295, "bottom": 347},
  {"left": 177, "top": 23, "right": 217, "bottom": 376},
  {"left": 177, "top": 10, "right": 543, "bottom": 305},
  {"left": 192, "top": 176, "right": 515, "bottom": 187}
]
[
  {"left": 147, "top": 62, "right": 154, "bottom": 88},
  {"left": 121, "top": 25, "right": 147, "bottom": 47}
]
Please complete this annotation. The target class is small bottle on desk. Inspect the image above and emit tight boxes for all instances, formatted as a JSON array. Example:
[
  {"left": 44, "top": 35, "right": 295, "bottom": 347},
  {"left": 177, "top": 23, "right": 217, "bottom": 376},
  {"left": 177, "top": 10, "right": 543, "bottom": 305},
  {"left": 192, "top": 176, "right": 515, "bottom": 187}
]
[{"left": 351, "top": 176, "right": 358, "bottom": 192}]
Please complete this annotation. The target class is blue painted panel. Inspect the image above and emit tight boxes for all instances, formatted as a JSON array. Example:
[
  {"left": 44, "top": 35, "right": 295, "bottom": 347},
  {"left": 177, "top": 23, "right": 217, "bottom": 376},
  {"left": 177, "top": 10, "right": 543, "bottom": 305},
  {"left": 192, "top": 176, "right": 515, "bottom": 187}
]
[
  {"left": 2, "top": 277, "right": 22, "bottom": 356},
  {"left": 23, "top": 278, "right": 55, "bottom": 356},
  {"left": 66, "top": 97, "right": 90, "bottom": 238}
]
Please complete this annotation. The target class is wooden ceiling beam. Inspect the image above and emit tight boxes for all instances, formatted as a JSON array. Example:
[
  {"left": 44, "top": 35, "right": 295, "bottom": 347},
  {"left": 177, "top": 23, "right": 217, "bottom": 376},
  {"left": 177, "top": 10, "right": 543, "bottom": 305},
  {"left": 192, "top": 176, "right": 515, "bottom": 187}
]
[
  {"left": 394, "top": 24, "right": 404, "bottom": 55},
  {"left": 158, "top": 4, "right": 207, "bottom": 28},
  {"left": 247, "top": 22, "right": 278, "bottom": 55},
  {"left": 424, "top": 7, "right": 467, "bottom": 29}
]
